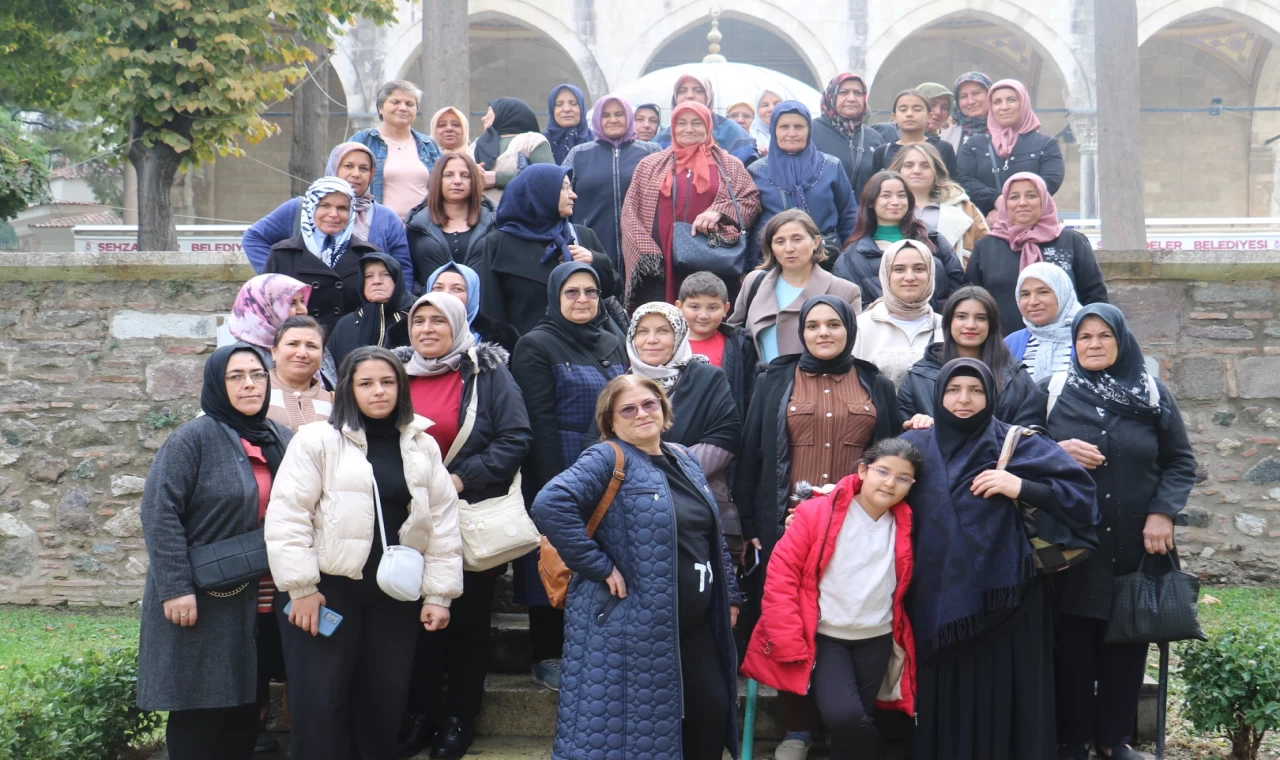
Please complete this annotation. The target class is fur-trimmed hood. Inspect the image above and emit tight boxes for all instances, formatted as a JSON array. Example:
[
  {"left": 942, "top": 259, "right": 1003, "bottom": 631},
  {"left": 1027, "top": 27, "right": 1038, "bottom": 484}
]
[{"left": 393, "top": 341, "right": 509, "bottom": 374}]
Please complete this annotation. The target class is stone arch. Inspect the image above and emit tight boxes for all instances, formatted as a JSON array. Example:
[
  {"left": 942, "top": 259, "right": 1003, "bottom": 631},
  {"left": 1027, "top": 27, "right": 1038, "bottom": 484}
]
[
  {"left": 614, "top": 1, "right": 839, "bottom": 91},
  {"left": 865, "top": 0, "right": 1094, "bottom": 111},
  {"left": 1138, "top": 0, "right": 1280, "bottom": 46}
]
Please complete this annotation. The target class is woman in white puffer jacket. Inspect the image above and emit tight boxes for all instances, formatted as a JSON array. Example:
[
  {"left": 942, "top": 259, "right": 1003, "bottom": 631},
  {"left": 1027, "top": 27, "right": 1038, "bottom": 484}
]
[{"left": 266, "top": 344, "right": 462, "bottom": 760}]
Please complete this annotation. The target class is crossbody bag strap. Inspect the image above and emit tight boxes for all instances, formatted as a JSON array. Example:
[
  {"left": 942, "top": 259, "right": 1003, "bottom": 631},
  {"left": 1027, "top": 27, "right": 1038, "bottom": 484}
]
[
  {"left": 997, "top": 425, "right": 1026, "bottom": 471},
  {"left": 443, "top": 348, "right": 480, "bottom": 467},
  {"left": 585, "top": 441, "right": 626, "bottom": 537},
  {"left": 372, "top": 476, "right": 389, "bottom": 552},
  {"left": 710, "top": 151, "right": 743, "bottom": 228}
]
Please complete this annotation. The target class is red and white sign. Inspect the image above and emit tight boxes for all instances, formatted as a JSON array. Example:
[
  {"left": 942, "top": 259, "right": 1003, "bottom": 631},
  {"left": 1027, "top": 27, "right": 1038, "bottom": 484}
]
[
  {"left": 1067, "top": 219, "right": 1280, "bottom": 251},
  {"left": 73, "top": 225, "right": 248, "bottom": 254}
]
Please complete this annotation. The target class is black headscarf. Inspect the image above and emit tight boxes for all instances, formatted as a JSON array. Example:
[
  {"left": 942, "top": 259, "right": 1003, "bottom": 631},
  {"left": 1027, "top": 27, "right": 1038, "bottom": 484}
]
[
  {"left": 796, "top": 295, "right": 857, "bottom": 375},
  {"left": 1065, "top": 303, "right": 1160, "bottom": 423},
  {"left": 202, "top": 345, "right": 286, "bottom": 475},
  {"left": 932, "top": 358, "right": 996, "bottom": 460},
  {"left": 474, "top": 97, "right": 541, "bottom": 169},
  {"left": 537, "top": 261, "right": 617, "bottom": 354},
  {"left": 327, "top": 250, "right": 413, "bottom": 367}
]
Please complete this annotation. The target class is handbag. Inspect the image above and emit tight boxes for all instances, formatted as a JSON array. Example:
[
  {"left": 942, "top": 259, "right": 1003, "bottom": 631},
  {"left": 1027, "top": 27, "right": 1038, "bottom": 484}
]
[
  {"left": 671, "top": 153, "right": 750, "bottom": 281},
  {"left": 188, "top": 528, "right": 268, "bottom": 596},
  {"left": 373, "top": 477, "right": 426, "bottom": 602},
  {"left": 997, "top": 425, "right": 1092, "bottom": 574},
  {"left": 1105, "top": 550, "right": 1207, "bottom": 644},
  {"left": 538, "top": 441, "right": 625, "bottom": 610},
  {"left": 442, "top": 360, "right": 542, "bottom": 572}
]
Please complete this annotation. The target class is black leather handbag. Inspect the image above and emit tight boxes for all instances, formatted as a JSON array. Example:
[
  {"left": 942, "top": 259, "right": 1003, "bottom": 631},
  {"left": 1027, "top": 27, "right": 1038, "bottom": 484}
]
[
  {"left": 1105, "top": 550, "right": 1207, "bottom": 644},
  {"left": 188, "top": 528, "right": 269, "bottom": 596},
  {"left": 671, "top": 153, "right": 750, "bottom": 281}
]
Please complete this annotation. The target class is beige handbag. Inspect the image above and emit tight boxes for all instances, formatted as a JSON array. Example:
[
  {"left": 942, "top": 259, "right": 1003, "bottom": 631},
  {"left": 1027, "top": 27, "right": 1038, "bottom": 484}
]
[{"left": 443, "top": 352, "right": 541, "bottom": 572}]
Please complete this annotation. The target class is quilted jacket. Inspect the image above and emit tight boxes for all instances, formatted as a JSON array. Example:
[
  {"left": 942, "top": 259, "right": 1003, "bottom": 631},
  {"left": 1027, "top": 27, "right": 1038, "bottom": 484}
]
[
  {"left": 740, "top": 473, "right": 916, "bottom": 716},
  {"left": 533, "top": 441, "right": 742, "bottom": 760}
]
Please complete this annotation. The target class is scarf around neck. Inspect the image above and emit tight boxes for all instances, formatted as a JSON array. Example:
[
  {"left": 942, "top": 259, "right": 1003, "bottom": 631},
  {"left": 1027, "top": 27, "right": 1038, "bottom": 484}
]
[
  {"left": 1018, "top": 262, "right": 1081, "bottom": 382},
  {"left": 590, "top": 95, "right": 639, "bottom": 148},
  {"left": 820, "top": 73, "right": 869, "bottom": 139},
  {"left": 878, "top": 239, "right": 936, "bottom": 320},
  {"left": 796, "top": 295, "right": 858, "bottom": 376},
  {"left": 404, "top": 292, "right": 475, "bottom": 377},
  {"left": 300, "top": 177, "right": 357, "bottom": 268},
  {"left": 766, "top": 101, "right": 826, "bottom": 212},
  {"left": 324, "top": 143, "right": 376, "bottom": 240},
  {"left": 229, "top": 274, "right": 311, "bottom": 349},
  {"left": 952, "top": 71, "right": 993, "bottom": 140},
  {"left": 495, "top": 164, "right": 576, "bottom": 264},
  {"left": 989, "top": 171, "right": 1064, "bottom": 270},
  {"left": 986, "top": 79, "right": 1041, "bottom": 158},
  {"left": 626, "top": 302, "right": 704, "bottom": 392},
  {"left": 544, "top": 84, "right": 593, "bottom": 163},
  {"left": 1065, "top": 303, "right": 1160, "bottom": 422},
  {"left": 202, "top": 345, "right": 286, "bottom": 475},
  {"left": 662, "top": 101, "right": 716, "bottom": 198}
]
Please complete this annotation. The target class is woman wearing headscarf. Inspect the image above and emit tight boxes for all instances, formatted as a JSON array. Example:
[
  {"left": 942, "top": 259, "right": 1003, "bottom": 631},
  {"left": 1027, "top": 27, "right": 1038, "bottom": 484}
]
[
  {"left": 223, "top": 273, "right": 310, "bottom": 352},
  {"left": 326, "top": 250, "right": 415, "bottom": 367},
  {"left": 544, "top": 84, "right": 594, "bottom": 164},
  {"left": 348, "top": 80, "right": 444, "bottom": 220},
  {"left": 562, "top": 95, "right": 661, "bottom": 269},
  {"left": 406, "top": 152, "right": 495, "bottom": 291},
  {"left": 943, "top": 71, "right": 993, "bottom": 151},
  {"left": 1044, "top": 305, "right": 1196, "bottom": 760},
  {"left": 655, "top": 73, "right": 758, "bottom": 163},
  {"left": 901, "top": 358, "right": 1097, "bottom": 760},
  {"left": 811, "top": 74, "right": 885, "bottom": 202},
  {"left": 634, "top": 103, "right": 662, "bottom": 143},
  {"left": 621, "top": 101, "right": 761, "bottom": 309},
  {"left": 967, "top": 173, "right": 1107, "bottom": 336},
  {"left": 749, "top": 89, "right": 784, "bottom": 154},
  {"left": 396, "top": 292, "right": 532, "bottom": 760},
  {"left": 853, "top": 239, "right": 945, "bottom": 387},
  {"left": 735, "top": 295, "right": 900, "bottom": 760},
  {"left": 889, "top": 142, "right": 987, "bottom": 268},
  {"left": 242, "top": 142, "right": 412, "bottom": 279},
  {"left": 263, "top": 177, "right": 381, "bottom": 336},
  {"left": 509, "top": 261, "right": 627, "bottom": 692},
  {"left": 748, "top": 100, "right": 857, "bottom": 264},
  {"left": 430, "top": 106, "right": 470, "bottom": 155},
  {"left": 1003, "top": 262, "right": 1083, "bottom": 382},
  {"left": 470, "top": 163, "right": 617, "bottom": 337},
  {"left": 727, "top": 100, "right": 756, "bottom": 133},
  {"left": 137, "top": 345, "right": 293, "bottom": 760},
  {"left": 470, "top": 97, "right": 553, "bottom": 203},
  {"left": 957, "top": 79, "right": 1065, "bottom": 215},
  {"left": 425, "top": 261, "right": 520, "bottom": 354}
]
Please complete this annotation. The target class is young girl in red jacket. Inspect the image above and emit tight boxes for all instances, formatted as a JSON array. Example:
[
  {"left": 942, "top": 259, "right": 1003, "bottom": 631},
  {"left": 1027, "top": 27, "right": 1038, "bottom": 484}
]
[{"left": 741, "top": 438, "right": 921, "bottom": 760}]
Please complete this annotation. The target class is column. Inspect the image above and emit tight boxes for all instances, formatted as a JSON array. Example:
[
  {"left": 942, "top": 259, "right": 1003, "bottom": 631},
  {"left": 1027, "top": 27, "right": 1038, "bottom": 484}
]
[
  {"left": 1093, "top": 0, "right": 1146, "bottom": 249},
  {"left": 1071, "top": 113, "right": 1099, "bottom": 220},
  {"left": 421, "top": 0, "right": 470, "bottom": 120}
]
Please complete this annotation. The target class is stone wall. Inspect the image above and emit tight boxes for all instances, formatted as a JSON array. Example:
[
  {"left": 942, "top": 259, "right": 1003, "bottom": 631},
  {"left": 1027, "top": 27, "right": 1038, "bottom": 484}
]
[{"left": 1, "top": 250, "right": 1279, "bottom": 607}]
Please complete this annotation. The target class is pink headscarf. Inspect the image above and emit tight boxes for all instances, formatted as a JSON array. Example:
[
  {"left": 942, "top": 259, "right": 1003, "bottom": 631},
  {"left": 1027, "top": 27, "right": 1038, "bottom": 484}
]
[
  {"left": 986, "top": 79, "right": 1040, "bottom": 158},
  {"left": 590, "top": 95, "right": 638, "bottom": 147},
  {"left": 988, "top": 172, "right": 1064, "bottom": 271},
  {"left": 228, "top": 274, "right": 311, "bottom": 349}
]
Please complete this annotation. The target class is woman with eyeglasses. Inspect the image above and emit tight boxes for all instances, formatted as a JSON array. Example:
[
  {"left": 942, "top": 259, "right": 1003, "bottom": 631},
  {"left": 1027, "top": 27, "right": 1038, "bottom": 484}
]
[{"left": 509, "top": 261, "right": 627, "bottom": 692}]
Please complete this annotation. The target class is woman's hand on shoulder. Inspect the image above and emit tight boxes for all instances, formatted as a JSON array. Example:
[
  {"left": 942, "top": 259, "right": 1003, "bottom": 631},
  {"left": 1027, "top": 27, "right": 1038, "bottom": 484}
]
[
  {"left": 902, "top": 414, "right": 934, "bottom": 430},
  {"left": 971, "top": 469, "right": 1022, "bottom": 500},
  {"left": 1058, "top": 439, "right": 1105, "bottom": 470},
  {"left": 422, "top": 603, "right": 451, "bottom": 631},
  {"left": 163, "top": 594, "right": 198, "bottom": 627}
]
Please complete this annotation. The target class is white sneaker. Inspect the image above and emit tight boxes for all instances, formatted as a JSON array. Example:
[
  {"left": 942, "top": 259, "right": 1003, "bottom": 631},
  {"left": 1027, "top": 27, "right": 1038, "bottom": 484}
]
[{"left": 773, "top": 738, "right": 811, "bottom": 760}]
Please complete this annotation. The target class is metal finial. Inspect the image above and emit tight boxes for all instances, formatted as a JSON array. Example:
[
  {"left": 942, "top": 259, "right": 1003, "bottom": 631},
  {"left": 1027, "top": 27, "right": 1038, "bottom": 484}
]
[{"left": 703, "top": 5, "right": 726, "bottom": 63}]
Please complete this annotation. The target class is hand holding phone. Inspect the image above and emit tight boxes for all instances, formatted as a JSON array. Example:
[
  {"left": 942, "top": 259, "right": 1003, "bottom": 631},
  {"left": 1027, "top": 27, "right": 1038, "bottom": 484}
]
[{"left": 284, "top": 597, "right": 343, "bottom": 637}]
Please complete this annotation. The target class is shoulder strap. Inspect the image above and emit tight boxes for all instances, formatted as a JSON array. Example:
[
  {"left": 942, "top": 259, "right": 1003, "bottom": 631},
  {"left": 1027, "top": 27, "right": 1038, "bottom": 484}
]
[
  {"left": 1046, "top": 371, "right": 1068, "bottom": 417},
  {"left": 443, "top": 348, "right": 480, "bottom": 467},
  {"left": 709, "top": 151, "right": 743, "bottom": 227},
  {"left": 585, "top": 441, "right": 625, "bottom": 537},
  {"left": 746, "top": 269, "right": 766, "bottom": 309},
  {"left": 997, "top": 425, "right": 1036, "bottom": 471},
  {"left": 372, "top": 477, "right": 389, "bottom": 551}
]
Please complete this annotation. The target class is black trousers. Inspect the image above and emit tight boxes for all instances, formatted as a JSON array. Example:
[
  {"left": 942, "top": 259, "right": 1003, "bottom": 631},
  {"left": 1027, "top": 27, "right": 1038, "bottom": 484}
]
[
  {"left": 1054, "top": 613, "right": 1149, "bottom": 748},
  {"left": 406, "top": 569, "right": 498, "bottom": 721},
  {"left": 529, "top": 604, "right": 565, "bottom": 663},
  {"left": 256, "top": 610, "right": 287, "bottom": 712},
  {"left": 277, "top": 575, "right": 421, "bottom": 760},
  {"left": 680, "top": 619, "right": 733, "bottom": 760},
  {"left": 812, "top": 633, "right": 894, "bottom": 760},
  {"left": 166, "top": 703, "right": 258, "bottom": 760}
]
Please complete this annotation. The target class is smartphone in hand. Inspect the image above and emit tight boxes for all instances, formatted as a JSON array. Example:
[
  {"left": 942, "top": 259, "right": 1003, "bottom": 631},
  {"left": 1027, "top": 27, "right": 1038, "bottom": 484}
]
[{"left": 283, "top": 600, "right": 344, "bottom": 637}]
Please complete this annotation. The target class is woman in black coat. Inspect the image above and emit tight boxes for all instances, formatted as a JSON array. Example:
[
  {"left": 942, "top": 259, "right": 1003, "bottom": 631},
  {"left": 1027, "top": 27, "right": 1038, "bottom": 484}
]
[
  {"left": 469, "top": 164, "right": 619, "bottom": 336},
  {"left": 898, "top": 285, "right": 1044, "bottom": 428},
  {"left": 137, "top": 345, "right": 293, "bottom": 760},
  {"left": 326, "top": 250, "right": 414, "bottom": 368},
  {"left": 811, "top": 73, "right": 884, "bottom": 203},
  {"left": 956, "top": 79, "right": 1064, "bottom": 216},
  {"left": 405, "top": 153, "right": 496, "bottom": 293},
  {"left": 1043, "top": 304, "right": 1197, "bottom": 760}
]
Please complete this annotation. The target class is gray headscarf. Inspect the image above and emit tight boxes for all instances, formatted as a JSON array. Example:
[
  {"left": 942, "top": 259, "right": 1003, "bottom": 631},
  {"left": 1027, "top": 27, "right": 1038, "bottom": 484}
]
[{"left": 404, "top": 292, "right": 475, "bottom": 376}]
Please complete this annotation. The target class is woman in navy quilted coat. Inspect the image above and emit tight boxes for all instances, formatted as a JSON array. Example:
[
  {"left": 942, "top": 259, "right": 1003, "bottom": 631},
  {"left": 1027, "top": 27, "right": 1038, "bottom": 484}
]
[{"left": 534, "top": 374, "right": 741, "bottom": 760}]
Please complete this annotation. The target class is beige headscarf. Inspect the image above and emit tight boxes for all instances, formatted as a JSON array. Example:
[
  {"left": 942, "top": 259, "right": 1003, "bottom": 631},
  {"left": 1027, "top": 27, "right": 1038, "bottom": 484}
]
[
  {"left": 429, "top": 106, "right": 471, "bottom": 154},
  {"left": 404, "top": 292, "right": 475, "bottom": 376},
  {"left": 878, "top": 239, "right": 936, "bottom": 320}
]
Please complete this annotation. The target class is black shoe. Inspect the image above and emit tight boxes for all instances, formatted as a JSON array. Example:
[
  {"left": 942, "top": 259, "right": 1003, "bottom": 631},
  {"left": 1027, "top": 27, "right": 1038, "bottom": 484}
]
[
  {"left": 1057, "top": 745, "right": 1089, "bottom": 760},
  {"left": 254, "top": 729, "right": 281, "bottom": 754},
  {"left": 430, "top": 716, "right": 474, "bottom": 760},
  {"left": 396, "top": 713, "right": 436, "bottom": 758}
]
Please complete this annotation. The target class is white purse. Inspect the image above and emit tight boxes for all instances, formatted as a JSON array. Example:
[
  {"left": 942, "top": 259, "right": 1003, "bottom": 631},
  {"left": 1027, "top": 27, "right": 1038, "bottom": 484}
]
[{"left": 373, "top": 477, "right": 425, "bottom": 602}]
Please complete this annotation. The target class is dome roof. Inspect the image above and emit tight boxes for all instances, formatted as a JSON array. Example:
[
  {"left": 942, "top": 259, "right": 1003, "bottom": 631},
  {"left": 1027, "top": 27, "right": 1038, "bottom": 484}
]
[{"left": 611, "top": 62, "right": 822, "bottom": 125}]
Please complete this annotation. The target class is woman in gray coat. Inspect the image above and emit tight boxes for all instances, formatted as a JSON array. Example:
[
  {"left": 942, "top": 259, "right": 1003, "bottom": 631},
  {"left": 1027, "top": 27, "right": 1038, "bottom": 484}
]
[{"left": 137, "top": 345, "right": 292, "bottom": 760}]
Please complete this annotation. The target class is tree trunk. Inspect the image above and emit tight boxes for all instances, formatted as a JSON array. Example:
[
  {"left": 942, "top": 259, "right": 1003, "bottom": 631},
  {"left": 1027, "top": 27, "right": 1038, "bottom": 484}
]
[
  {"left": 1093, "top": 0, "right": 1146, "bottom": 249},
  {"left": 422, "top": 0, "right": 470, "bottom": 121},
  {"left": 289, "top": 38, "right": 331, "bottom": 197},
  {"left": 129, "top": 117, "right": 186, "bottom": 252}
]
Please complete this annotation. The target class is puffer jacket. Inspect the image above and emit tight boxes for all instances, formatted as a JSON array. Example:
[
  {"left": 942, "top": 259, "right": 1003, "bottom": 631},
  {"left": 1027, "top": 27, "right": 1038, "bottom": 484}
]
[
  {"left": 741, "top": 473, "right": 915, "bottom": 715},
  {"left": 534, "top": 440, "right": 742, "bottom": 760},
  {"left": 851, "top": 301, "right": 944, "bottom": 388},
  {"left": 264, "top": 415, "right": 463, "bottom": 606}
]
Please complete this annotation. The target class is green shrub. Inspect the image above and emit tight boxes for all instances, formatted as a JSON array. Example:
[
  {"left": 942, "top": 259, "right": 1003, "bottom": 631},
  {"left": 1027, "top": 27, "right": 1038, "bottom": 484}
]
[
  {"left": 0, "top": 646, "right": 163, "bottom": 760},
  {"left": 1181, "top": 625, "right": 1280, "bottom": 760}
]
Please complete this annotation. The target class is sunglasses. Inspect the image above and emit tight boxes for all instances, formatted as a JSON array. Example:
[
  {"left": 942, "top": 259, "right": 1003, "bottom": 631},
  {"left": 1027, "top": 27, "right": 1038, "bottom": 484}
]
[{"left": 616, "top": 398, "right": 661, "bottom": 420}]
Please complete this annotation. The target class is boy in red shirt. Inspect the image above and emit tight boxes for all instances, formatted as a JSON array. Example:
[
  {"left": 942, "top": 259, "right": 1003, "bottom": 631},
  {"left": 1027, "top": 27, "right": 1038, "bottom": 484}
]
[{"left": 676, "top": 271, "right": 759, "bottom": 421}]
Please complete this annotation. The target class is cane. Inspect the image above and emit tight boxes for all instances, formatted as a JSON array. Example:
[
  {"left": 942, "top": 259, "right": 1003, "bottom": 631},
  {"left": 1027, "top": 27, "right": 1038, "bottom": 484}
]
[
  {"left": 741, "top": 678, "right": 759, "bottom": 760},
  {"left": 1156, "top": 641, "right": 1169, "bottom": 760}
]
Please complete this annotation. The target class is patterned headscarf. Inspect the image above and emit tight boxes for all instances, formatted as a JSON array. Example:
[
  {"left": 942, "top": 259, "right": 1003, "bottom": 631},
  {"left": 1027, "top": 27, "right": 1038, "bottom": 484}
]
[
  {"left": 300, "top": 177, "right": 356, "bottom": 267},
  {"left": 324, "top": 143, "right": 376, "bottom": 241},
  {"left": 626, "top": 302, "right": 704, "bottom": 392},
  {"left": 878, "top": 239, "right": 937, "bottom": 320},
  {"left": 403, "top": 292, "right": 476, "bottom": 377},
  {"left": 544, "top": 84, "right": 593, "bottom": 164},
  {"left": 820, "top": 73, "right": 869, "bottom": 139},
  {"left": 952, "top": 71, "right": 993, "bottom": 141},
  {"left": 1017, "top": 262, "right": 1081, "bottom": 382},
  {"left": 228, "top": 274, "right": 311, "bottom": 349},
  {"left": 590, "top": 95, "right": 638, "bottom": 148},
  {"left": 1065, "top": 303, "right": 1160, "bottom": 422}
]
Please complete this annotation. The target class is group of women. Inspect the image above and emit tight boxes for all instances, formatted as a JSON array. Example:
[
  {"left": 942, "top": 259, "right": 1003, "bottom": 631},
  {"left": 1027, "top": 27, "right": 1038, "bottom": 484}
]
[{"left": 140, "top": 67, "right": 1194, "bottom": 760}]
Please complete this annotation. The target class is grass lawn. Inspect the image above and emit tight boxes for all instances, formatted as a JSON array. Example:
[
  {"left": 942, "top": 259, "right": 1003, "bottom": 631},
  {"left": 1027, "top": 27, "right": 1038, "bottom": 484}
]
[{"left": 0, "top": 605, "right": 140, "bottom": 676}]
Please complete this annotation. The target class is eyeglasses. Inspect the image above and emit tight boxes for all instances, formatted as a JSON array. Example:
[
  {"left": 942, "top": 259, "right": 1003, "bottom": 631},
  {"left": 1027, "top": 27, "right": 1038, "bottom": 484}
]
[
  {"left": 563, "top": 287, "right": 600, "bottom": 301},
  {"left": 616, "top": 398, "right": 661, "bottom": 420},
  {"left": 225, "top": 371, "right": 268, "bottom": 386},
  {"left": 870, "top": 466, "right": 915, "bottom": 487}
]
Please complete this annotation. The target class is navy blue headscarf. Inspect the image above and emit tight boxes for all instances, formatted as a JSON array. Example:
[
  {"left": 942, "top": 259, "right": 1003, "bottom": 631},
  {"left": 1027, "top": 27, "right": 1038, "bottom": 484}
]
[
  {"left": 1066, "top": 303, "right": 1160, "bottom": 423},
  {"left": 544, "top": 84, "right": 593, "bottom": 164},
  {"left": 766, "top": 101, "right": 827, "bottom": 212},
  {"left": 495, "top": 164, "right": 577, "bottom": 264}
]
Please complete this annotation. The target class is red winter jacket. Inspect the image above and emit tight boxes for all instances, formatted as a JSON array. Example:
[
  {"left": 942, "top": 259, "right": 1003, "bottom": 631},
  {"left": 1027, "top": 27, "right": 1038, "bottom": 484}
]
[{"left": 740, "top": 473, "right": 916, "bottom": 716}]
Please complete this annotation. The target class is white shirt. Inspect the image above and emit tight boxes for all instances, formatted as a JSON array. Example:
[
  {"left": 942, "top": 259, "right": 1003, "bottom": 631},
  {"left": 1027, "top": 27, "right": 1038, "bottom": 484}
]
[{"left": 816, "top": 501, "right": 897, "bottom": 640}]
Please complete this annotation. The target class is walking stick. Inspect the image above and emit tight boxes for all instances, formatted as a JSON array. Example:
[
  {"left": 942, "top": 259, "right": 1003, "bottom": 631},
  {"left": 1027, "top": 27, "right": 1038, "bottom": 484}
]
[
  {"left": 1156, "top": 641, "right": 1169, "bottom": 760},
  {"left": 741, "top": 678, "right": 759, "bottom": 760}
]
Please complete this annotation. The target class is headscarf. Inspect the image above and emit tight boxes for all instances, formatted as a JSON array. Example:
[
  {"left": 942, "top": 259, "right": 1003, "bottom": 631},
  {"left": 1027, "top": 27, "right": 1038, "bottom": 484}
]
[
  {"left": 429, "top": 106, "right": 471, "bottom": 154},
  {"left": 820, "top": 73, "right": 869, "bottom": 139},
  {"left": 229, "top": 274, "right": 311, "bottom": 349},
  {"left": 626, "top": 302, "right": 703, "bottom": 392},
  {"left": 1065, "top": 304, "right": 1160, "bottom": 422},
  {"left": 300, "top": 177, "right": 357, "bottom": 267},
  {"left": 403, "top": 292, "right": 475, "bottom": 377},
  {"left": 544, "top": 84, "right": 593, "bottom": 164},
  {"left": 661, "top": 101, "right": 716, "bottom": 198},
  {"left": 1017, "top": 262, "right": 1081, "bottom": 382},
  {"left": 635, "top": 103, "right": 661, "bottom": 127},
  {"left": 202, "top": 345, "right": 286, "bottom": 475},
  {"left": 878, "top": 239, "right": 937, "bottom": 320},
  {"left": 986, "top": 79, "right": 1041, "bottom": 159},
  {"left": 796, "top": 295, "right": 858, "bottom": 376},
  {"left": 538, "top": 261, "right": 608, "bottom": 350},
  {"left": 324, "top": 143, "right": 376, "bottom": 241},
  {"left": 988, "top": 172, "right": 1064, "bottom": 270},
  {"left": 326, "top": 250, "right": 414, "bottom": 367},
  {"left": 474, "top": 97, "right": 541, "bottom": 168},
  {"left": 671, "top": 73, "right": 715, "bottom": 109},
  {"left": 589, "top": 95, "right": 638, "bottom": 148},
  {"left": 425, "top": 261, "right": 482, "bottom": 343},
  {"left": 932, "top": 358, "right": 995, "bottom": 460},
  {"left": 764, "top": 101, "right": 826, "bottom": 212},
  {"left": 495, "top": 164, "right": 576, "bottom": 264},
  {"left": 952, "top": 71, "right": 993, "bottom": 140},
  {"left": 750, "top": 89, "right": 783, "bottom": 148}
]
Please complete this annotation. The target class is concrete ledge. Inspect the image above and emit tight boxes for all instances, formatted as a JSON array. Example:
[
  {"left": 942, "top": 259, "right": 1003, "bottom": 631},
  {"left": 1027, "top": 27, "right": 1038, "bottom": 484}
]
[
  {"left": 0, "top": 251, "right": 254, "bottom": 282},
  {"left": 1096, "top": 249, "right": 1280, "bottom": 280}
]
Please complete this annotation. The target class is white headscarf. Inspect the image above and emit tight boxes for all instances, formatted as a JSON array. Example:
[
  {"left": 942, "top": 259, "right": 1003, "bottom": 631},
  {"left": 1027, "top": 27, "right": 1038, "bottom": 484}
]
[
  {"left": 1017, "top": 262, "right": 1081, "bottom": 382},
  {"left": 626, "top": 302, "right": 704, "bottom": 392},
  {"left": 404, "top": 292, "right": 476, "bottom": 377},
  {"left": 750, "top": 89, "right": 785, "bottom": 151}
]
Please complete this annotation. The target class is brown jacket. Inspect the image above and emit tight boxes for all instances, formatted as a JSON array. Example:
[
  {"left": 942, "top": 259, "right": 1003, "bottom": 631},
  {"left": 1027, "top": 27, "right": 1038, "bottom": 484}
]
[{"left": 727, "top": 265, "right": 862, "bottom": 359}]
